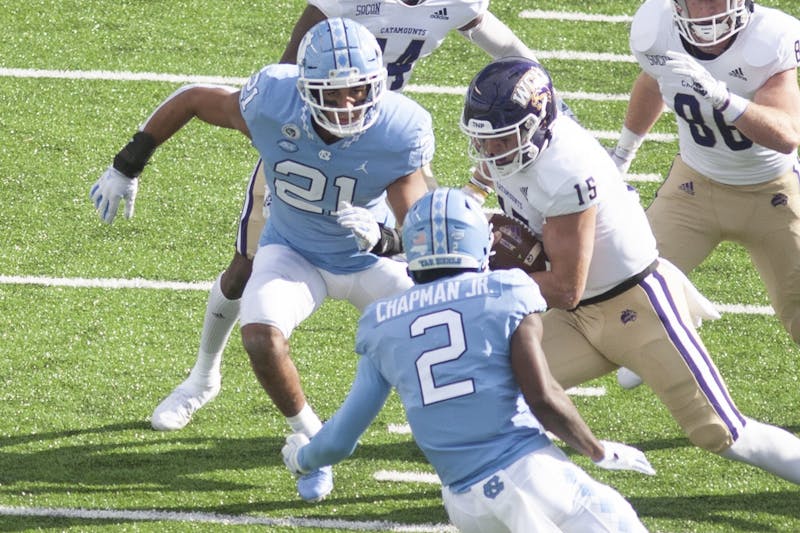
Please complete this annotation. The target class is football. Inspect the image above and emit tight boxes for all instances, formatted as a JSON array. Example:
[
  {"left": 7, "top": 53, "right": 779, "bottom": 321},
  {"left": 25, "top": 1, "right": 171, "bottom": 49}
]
[{"left": 488, "top": 213, "right": 548, "bottom": 273}]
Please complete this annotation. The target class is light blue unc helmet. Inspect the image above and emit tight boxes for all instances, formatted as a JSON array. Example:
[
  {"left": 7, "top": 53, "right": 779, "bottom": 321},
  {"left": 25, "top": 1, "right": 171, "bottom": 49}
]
[
  {"left": 296, "top": 17, "right": 387, "bottom": 137},
  {"left": 403, "top": 188, "right": 492, "bottom": 282}
]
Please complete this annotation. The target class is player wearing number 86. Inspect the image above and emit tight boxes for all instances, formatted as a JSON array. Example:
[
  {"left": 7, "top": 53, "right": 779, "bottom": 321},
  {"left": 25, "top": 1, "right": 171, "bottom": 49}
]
[{"left": 610, "top": 0, "right": 800, "bottom": 347}]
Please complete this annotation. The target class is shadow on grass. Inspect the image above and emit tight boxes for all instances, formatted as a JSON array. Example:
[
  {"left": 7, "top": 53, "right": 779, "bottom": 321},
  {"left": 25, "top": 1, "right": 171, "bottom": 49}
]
[
  {"left": 632, "top": 491, "right": 800, "bottom": 532},
  {"left": 0, "top": 420, "right": 444, "bottom": 530},
  {"left": 2, "top": 422, "right": 800, "bottom": 531},
  {"left": 0, "top": 421, "right": 425, "bottom": 490}
]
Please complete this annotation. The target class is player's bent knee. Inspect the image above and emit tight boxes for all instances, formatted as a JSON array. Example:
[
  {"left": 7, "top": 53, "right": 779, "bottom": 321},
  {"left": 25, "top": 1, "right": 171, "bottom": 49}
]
[{"left": 241, "top": 323, "right": 287, "bottom": 360}]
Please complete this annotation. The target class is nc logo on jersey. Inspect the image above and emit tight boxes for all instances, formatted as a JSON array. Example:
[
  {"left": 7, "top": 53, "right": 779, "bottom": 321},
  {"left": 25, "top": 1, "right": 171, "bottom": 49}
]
[
  {"left": 483, "top": 475, "right": 504, "bottom": 499},
  {"left": 318, "top": 150, "right": 332, "bottom": 161},
  {"left": 277, "top": 140, "right": 298, "bottom": 153},
  {"left": 281, "top": 123, "right": 300, "bottom": 140}
]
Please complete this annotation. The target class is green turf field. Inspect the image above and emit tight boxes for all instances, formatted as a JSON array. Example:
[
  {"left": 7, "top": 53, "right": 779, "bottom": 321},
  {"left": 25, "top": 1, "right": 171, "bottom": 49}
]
[{"left": 2, "top": 1, "right": 800, "bottom": 531}]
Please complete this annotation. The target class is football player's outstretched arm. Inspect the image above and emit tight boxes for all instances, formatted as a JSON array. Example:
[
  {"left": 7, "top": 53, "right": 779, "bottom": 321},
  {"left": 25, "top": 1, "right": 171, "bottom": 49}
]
[
  {"left": 623, "top": 72, "right": 664, "bottom": 137},
  {"left": 458, "top": 11, "right": 537, "bottom": 62},
  {"left": 90, "top": 85, "right": 249, "bottom": 224},
  {"left": 140, "top": 84, "right": 250, "bottom": 145},
  {"left": 510, "top": 314, "right": 604, "bottom": 460},
  {"left": 511, "top": 314, "right": 656, "bottom": 475},
  {"left": 533, "top": 208, "right": 596, "bottom": 310}
]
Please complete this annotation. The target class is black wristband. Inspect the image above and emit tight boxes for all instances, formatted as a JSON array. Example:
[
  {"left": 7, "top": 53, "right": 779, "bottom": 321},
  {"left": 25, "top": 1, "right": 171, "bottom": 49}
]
[
  {"left": 370, "top": 224, "right": 403, "bottom": 257},
  {"left": 113, "top": 131, "right": 157, "bottom": 178}
]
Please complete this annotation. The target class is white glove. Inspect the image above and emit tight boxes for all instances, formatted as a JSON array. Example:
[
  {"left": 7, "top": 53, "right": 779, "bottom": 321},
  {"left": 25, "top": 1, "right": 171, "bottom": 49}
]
[
  {"left": 461, "top": 174, "right": 493, "bottom": 206},
  {"left": 336, "top": 201, "right": 381, "bottom": 252},
  {"left": 594, "top": 440, "right": 656, "bottom": 475},
  {"left": 608, "top": 146, "right": 636, "bottom": 175},
  {"left": 281, "top": 433, "right": 311, "bottom": 477},
  {"left": 90, "top": 166, "right": 139, "bottom": 224},
  {"left": 608, "top": 126, "right": 645, "bottom": 175},
  {"left": 666, "top": 50, "right": 728, "bottom": 109}
]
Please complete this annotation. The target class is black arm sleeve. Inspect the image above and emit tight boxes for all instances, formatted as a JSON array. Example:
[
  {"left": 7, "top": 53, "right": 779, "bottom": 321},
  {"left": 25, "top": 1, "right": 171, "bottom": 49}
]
[
  {"left": 370, "top": 224, "right": 403, "bottom": 257},
  {"left": 113, "top": 131, "right": 157, "bottom": 178}
]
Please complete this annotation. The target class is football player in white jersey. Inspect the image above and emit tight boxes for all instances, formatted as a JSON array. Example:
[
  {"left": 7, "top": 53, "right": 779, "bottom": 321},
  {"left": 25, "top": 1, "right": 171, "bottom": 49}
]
[
  {"left": 132, "top": 1, "right": 562, "bottom": 434},
  {"left": 90, "top": 18, "right": 432, "bottom": 502},
  {"left": 281, "top": 188, "right": 653, "bottom": 530},
  {"left": 460, "top": 56, "right": 800, "bottom": 485},
  {"left": 609, "top": 0, "right": 800, "bottom": 388}
]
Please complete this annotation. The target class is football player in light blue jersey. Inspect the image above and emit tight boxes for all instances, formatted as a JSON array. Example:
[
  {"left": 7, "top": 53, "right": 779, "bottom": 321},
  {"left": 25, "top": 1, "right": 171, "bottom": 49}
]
[
  {"left": 282, "top": 188, "right": 652, "bottom": 531},
  {"left": 241, "top": 62, "right": 431, "bottom": 273},
  {"left": 90, "top": 18, "right": 432, "bottom": 502},
  {"left": 131, "top": 0, "right": 571, "bottom": 439}
]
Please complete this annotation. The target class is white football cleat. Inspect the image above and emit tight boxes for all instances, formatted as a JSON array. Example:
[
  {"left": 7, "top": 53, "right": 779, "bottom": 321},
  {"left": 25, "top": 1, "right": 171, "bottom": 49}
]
[
  {"left": 616, "top": 367, "right": 644, "bottom": 390},
  {"left": 151, "top": 379, "right": 221, "bottom": 431}
]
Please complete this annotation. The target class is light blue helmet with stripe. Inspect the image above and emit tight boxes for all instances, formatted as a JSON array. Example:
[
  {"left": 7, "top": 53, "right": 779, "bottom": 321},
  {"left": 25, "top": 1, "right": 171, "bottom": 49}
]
[
  {"left": 296, "top": 17, "right": 387, "bottom": 137},
  {"left": 402, "top": 188, "right": 492, "bottom": 281}
]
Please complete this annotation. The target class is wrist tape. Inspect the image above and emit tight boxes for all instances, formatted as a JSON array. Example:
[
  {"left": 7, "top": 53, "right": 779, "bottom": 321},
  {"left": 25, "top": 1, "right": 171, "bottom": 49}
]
[
  {"left": 717, "top": 92, "right": 749, "bottom": 123},
  {"left": 113, "top": 131, "right": 157, "bottom": 178}
]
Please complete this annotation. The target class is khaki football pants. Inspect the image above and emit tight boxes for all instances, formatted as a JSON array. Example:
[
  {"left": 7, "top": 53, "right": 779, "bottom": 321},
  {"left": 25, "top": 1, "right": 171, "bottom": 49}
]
[
  {"left": 541, "top": 261, "right": 744, "bottom": 453},
  {"left": 647, "top": 155, "right": 800, "bottom": 343}
]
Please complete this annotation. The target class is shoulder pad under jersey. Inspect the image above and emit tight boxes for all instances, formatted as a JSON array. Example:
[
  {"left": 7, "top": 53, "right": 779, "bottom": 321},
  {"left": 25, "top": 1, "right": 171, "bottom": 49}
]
[
  {"left": 741, "top": 9, "right": 800, "bottom": 68},
  {"left": 630, "top": 0, "right": 671, "bottom": 53}
]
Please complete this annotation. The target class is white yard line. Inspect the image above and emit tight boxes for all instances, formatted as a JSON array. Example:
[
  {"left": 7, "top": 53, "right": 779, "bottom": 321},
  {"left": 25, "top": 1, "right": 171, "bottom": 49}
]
[
  {"left": 0, "top": 505, "right": 455, "bottom": 532},
  {"left": 0, "top": 275, "right": 774, "bottom": 316},
  {"left": 520, "top": 9, "right": 634, "bottom": 23}
]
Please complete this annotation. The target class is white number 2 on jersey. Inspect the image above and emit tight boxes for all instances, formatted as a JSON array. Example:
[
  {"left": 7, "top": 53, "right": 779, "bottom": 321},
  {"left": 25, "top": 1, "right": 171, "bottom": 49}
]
[{"left": 411, "top": 309, "right": 475, "bottom": 405}]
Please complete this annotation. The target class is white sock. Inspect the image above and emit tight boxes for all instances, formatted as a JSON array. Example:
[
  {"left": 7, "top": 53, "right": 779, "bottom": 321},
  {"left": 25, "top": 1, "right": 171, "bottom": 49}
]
[
  {"left": 720, "top": 417, "right": 800, "bottom": 484},
  {"left": 287, "top": 403, "right": 323, "bottom": 438},
  {"left": 187, "top": 273, "right": 240, "bottom": 388}
]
